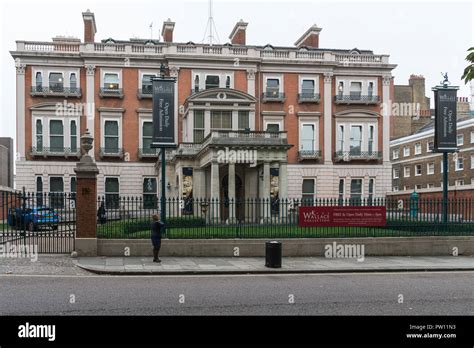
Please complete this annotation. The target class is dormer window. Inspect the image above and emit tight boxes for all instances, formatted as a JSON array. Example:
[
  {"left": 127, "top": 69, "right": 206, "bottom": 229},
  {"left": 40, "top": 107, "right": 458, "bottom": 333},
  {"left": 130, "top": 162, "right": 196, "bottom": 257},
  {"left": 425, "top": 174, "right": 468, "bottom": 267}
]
[{"left": 205, "top": 75, "right": 220, "bottom": 89}]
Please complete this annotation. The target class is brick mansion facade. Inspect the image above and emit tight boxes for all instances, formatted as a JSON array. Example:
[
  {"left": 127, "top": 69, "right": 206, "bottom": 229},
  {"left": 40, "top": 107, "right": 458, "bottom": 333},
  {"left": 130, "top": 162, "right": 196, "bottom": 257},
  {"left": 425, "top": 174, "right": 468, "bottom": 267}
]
[{"left": 11, "top": 10, "right": 396, "bottom": 213}]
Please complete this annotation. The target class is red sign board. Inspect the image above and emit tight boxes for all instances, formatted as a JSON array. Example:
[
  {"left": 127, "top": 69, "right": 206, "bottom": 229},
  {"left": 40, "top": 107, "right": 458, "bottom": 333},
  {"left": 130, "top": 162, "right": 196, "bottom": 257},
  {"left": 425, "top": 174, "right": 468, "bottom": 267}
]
[{"left": 299, "top": 206, "right": 386, "bottom": 227}]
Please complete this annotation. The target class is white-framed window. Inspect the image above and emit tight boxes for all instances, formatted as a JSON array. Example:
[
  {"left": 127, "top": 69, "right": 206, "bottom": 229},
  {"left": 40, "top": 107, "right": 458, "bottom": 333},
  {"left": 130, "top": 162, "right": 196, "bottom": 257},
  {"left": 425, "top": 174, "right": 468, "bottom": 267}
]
[
  {"left": 141, "top": 120, "right": 153, "bottom": 154},
  {"left": 368, "top": 125, "right": 375, "bottom": 153},
  {"left": 338, "top": 179, "right": 345, "bottom": 201},
  {"left": 205, "top": 75, "right": 220, "bottom": 89},
  {"left": 349, "top": 125, "right": 362, "bottom": 154},
  {"left": 404, "top": 166, "right": 411, "bottom": 178},
  {"left": 471, "top": 178, "right": 474, "bottom": 186},
  {"left": 392, "top": 148, "right": 399, "bottom": 160},
  {"left": 194, "top": 75, "right": 200, "bottom": 92},
  {"left": 427, "top": 162, "right": 435, "bottom": 175},
  {"left": 350, "top": 179, "right": 363, "bottom": 203},
  {"left": 193, "top": 110, "right": 205, "bottom": 142},
  {"left": 100, "top": 114, "right": 123, "bottom": 153},
  {"left": 302, "top": 178, "right": 315, "bottom": 203},
  {"left": 238, "top": 111, "right": 250, "bottom": 130},
  {"left": 141, "top": 73, "right": 156, "bottom": 94},
  {"left": 101, "top": 69, "right": 122, "bottom": 91},
  {"left": 265, "top": 78, "right": 281, "bottom": 96},
  {"left": 36, "top": 72, "right": 43, "bottom": 88},
  {"left": 337, "top": 125, "right": 344, "bottom": 152},
  {"left": 300, "top": 123, "right": 317, "bottom": 152},
  {"left": 49, "top": 119, "right": 64, "bottom": 151},
  {"left": 427, "top": 183, "right": 434, "bottom": 189},
  {"left": 368, "top": 82, "right": 374, "bottom": 97},
  {"left": 299, "top": 76, "right": 319, "bottom": 97},
  {"left": 70, "top": 120, "right": 78, "bottom": 153},
  {"left": 70, "top": 177, "right": 77, "bottom": 193},
  {"left": 455, "top": 157, "right": 464, "bottom": 171},
  {"left": 70, "top": 73, "right": 77, "bottom": 90},
  {"left": 393, "top": 186, "right": 399, "bottom": 192},
  {"left": 427, "top": 141, "right": 434, "bottom": 152},
  {"left": 143, "top": 177, "right": 157, "bottom": 209},
  {"left": 368, "top": 178, "right": 375, "bottom": 200},
  {"left": 455, "top": 179, "right": 464, "bottom": 186},
  {"left": 105, "top": 177, "right": 120, "bottom": 209},
  {"left": 35, "top": 118, "right": 43, "bottom": 150},
  {"left": 49, "top": 176, "right": 64, "bottom": 209},
  {"left": 471, "top": 131, "right": 474, "bottom": 144},
  {"left": 403, "top": 185, "right": 410, "bottom": 191},
  {"left": 415, "top": 184, "right": 422, "bottom": 190},
  {"left": 225, "top": 76, "right": 231, "bottom": 89},
  {"left": 210, "top": 110, "right": 232, "bottom": 130},
  {"left": 337, "top": 81, "right": 344, "bottom": 97},
  {"left": 457, "top": 134, "right": 464, "bottom": 146},
  {"left": 49, "top": 72, "right": 64, "bottom": 91},
  {"left": 471, "top": 155, "right": 474, "bottom": 169},
  {"left": 349, "top": 82, "right": 362, "bottom": 99},
  {"left": 403, "top": 146, "right": 410, "bottom": 157},
  {"left": 415, "top": 164, "right": 422, "bottom": 176},
  {"left": 36, "top": 176, "right": 43, "bottom": 205},
  {"left": 265, "top": 122, "right": 281, "bottom": 133},
  {"left": 393, "top": 168, "right": 399, "bottom": 179},
  {"left": 414, "top": 142, "right": 421, "bottom": 155}
]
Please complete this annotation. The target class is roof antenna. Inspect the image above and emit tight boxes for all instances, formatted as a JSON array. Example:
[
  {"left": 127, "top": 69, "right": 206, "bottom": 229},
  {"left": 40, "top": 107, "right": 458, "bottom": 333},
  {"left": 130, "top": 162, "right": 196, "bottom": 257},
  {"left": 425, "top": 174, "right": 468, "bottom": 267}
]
[
  {"left": 201, "top": 0, "right": 220, "bottom": 45},
  {"left": 149, "top": 22, "right": 153, "bottom": 41}
]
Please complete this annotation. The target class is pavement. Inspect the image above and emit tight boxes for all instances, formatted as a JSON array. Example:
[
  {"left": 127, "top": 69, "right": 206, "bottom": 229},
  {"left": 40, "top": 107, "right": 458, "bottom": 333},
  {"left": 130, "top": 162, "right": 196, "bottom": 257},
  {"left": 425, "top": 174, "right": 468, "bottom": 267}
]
[{"left": 73, "top": 255, "right": 474, "bottom": 275}]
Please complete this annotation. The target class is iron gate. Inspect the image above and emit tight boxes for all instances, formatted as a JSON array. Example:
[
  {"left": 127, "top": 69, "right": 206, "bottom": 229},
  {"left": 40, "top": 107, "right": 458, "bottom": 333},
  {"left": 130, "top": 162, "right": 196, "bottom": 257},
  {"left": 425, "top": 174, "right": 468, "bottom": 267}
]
[{"left": 1, "top": 189, "right": 75, "bottom": 254}]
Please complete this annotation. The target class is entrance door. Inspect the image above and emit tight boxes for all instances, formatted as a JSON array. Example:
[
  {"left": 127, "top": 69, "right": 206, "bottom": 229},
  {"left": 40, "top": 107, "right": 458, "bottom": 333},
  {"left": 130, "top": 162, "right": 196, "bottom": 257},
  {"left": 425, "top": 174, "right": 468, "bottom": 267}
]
[{"left": 220, "top": 174, "right": 244, "bottom": 222}]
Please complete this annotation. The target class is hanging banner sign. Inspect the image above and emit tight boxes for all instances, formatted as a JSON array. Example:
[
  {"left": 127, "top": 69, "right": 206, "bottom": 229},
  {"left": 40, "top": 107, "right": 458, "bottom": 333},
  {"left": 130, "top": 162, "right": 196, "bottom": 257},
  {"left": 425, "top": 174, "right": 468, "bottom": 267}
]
[
  {"left": 152, "top": 78, "right": 176, "bottom": 148},
  {"left": 433, "top": 87, "right": 458, "bottom": 152}
]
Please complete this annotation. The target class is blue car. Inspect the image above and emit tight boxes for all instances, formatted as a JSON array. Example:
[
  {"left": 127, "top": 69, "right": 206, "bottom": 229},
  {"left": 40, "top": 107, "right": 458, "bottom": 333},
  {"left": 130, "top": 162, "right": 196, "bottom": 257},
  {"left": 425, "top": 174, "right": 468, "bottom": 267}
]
[{"left": 7, "top": 206, "right": 59, "bottom": 232}]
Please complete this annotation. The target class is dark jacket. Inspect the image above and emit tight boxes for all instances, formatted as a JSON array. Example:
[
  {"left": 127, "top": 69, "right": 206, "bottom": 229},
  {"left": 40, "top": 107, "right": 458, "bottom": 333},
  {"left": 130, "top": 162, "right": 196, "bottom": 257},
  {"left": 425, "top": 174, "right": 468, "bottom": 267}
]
[{"left": 151, "top": 220, "right": 165, "bottom": 246}]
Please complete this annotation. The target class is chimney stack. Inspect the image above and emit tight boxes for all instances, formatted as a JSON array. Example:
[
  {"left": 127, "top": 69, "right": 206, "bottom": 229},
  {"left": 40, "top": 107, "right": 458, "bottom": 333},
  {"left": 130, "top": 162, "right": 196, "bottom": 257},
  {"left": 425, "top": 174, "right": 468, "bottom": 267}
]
[
  {"left": 294, "top": 24, "right": 322, "bottom": 48},
  {"left": 161, "top": 19, "right": 175, "bottom": 43},
  {"left": 229, "top": 19, "right": 248, "bottom": 45},
  {"left": 82, "top": 9, "right": 97, "bottom": 43}
]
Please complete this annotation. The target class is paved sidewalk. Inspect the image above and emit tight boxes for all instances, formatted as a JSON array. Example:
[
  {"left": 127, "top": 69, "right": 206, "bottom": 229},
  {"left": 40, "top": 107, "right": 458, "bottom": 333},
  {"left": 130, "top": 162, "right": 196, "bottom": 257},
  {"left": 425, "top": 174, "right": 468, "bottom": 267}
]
[{"left": 74, "top": 256, "right": 474, "bottom": 275}]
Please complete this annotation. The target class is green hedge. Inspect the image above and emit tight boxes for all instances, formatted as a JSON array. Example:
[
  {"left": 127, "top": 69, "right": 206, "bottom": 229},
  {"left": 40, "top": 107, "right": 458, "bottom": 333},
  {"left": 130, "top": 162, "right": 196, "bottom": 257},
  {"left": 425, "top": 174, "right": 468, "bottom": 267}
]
[{"left": 103, "top": 216, "right": 207, "bottom": 235}]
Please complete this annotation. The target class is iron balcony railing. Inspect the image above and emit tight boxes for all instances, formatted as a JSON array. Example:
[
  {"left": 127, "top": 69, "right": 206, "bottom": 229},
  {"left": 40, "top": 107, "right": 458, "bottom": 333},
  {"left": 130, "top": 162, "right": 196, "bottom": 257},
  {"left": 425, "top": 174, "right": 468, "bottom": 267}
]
[
  {"left": 99, "top": 88, "right": 124, "bottom": 98},
  {"left": 30, "top": 146, "right": 81, "bottom": 158},
  {"left": 298, "top": 93, "right": 320, "bottom": 103},
  {"left": 138, "top": 148, "right": 159, "bottom": 158},
  {"left": 334, "top": 151, "right": 382, "bottom": 161},
  {"left": 334, "top": 94, "right": 380, "bottom": 104},
  {"left": 262, "top": 91, "right": 286, "bottom": 102},
  {"left": 137, "top": 88, "right": 153, "bottom": 99},
  {"left": 298, "top": 150, "right": 322, "bottom": 160},
  {"left": 30, "top": 86, "right": 81, "bottom": 97},
  {"left": 99, "top": 147, "right": 124, "bottom": 159}
]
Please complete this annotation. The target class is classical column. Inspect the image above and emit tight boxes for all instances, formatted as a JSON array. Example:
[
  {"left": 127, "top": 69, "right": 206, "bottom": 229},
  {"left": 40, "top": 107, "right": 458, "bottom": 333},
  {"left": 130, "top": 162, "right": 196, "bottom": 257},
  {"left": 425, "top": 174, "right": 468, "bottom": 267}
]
[
  {"left": 247, "top": 68, "right": 256, "bottom": 97},
  {"left": 382, "top": 75, "right": 391, "bottom": 164},
  {"left": 228, "top": 162, "right": 236, "bottom": 223},
  {"left": 262, "top": 161, "right": 271, "bottom": 222},
  {"left": 323, "top": 72, "right": 333, "bottom": 164},
  {"left": 15, "top": 61, "right": 26, "bottom": 160},
  {"left": 85, "top": 64, "right": 96, "bottom": 159},
  {"left": 74, "top": 130, "right": 99, "bottom": 256},
  {"left": 210, "top": 161, "right": 220, "bottom": 222},
  {"left": 278, "top": 162, "right": 288, "bottom": 222}
]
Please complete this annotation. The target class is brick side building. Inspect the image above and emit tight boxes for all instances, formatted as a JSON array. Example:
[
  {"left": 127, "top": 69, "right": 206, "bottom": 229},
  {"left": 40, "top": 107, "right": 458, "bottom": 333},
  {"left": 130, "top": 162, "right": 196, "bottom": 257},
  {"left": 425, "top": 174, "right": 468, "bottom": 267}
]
[
  {"left": 390, "top": 117, "right": 474, "bottom": 195},
  {"left": 11, "top": 10, "right": 396, "bottom": 216}
]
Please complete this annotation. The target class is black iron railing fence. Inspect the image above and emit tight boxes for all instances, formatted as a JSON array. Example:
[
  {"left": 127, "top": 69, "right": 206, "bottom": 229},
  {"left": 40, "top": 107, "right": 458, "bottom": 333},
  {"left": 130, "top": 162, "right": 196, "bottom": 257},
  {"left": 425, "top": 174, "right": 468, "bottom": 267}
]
[
  {"left": 95, "top": 196, "right": 474, "bottom": 240},
  {"left": 0, "top": 191, "right": 75, "bottom": 253}
]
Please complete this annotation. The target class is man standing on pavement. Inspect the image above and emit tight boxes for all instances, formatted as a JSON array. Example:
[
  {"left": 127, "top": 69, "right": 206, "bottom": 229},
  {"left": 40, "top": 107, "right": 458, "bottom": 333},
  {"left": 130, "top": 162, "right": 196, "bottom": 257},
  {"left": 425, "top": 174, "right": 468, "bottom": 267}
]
[{"left": 151, "top": 214, "right": 165, "bottom": 263}]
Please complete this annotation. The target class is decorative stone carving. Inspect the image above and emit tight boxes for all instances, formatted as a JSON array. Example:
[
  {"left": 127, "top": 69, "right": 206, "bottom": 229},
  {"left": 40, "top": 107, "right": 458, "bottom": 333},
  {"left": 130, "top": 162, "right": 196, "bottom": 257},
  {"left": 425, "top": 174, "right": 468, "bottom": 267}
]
[
  {"left": 169, "top": 66, "right": 179, "bottom": 78},
  {"left": 382, "top": 75, "right": 392, "bottom": 85},
  {"left": 323, "top": 72, "right": 333, "bottom": 84},
  {"left": 15, "top": 58, "right": 26, "bottom": 75},
  {"left": 85, "top": 64, "right": 96, "bottom": 76},
  {"left": 247, "top": 69, "right": 256, "bottom": 80}
]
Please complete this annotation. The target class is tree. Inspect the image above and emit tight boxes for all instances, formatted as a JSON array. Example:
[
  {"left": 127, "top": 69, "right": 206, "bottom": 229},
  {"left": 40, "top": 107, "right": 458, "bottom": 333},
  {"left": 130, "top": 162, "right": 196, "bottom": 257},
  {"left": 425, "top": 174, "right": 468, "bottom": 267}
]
[{"left": 461, "top": 47, "right": 474, "bottom": 83}]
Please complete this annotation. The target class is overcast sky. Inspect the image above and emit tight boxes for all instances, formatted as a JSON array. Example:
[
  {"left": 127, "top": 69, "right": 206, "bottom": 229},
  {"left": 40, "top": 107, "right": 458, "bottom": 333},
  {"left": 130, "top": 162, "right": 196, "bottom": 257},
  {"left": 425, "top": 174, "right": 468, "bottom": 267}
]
[{"left": 0, "top": 0, "right": 472, "bottom": 146}]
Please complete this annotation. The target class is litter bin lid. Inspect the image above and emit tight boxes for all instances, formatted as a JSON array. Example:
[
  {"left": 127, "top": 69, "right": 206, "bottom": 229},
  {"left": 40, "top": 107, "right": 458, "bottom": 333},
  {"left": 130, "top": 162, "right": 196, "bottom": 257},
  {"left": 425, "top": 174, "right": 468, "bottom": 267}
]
[{"left": 267, "top": 241, "right": 280, "bottom": 244}]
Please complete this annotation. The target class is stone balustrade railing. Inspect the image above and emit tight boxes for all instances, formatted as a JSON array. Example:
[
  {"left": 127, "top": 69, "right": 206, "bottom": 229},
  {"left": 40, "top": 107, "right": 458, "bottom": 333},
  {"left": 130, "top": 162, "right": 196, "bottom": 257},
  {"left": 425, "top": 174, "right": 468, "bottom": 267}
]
[{"left": 15, "top": 41, "right": 390, "bottom": 64}]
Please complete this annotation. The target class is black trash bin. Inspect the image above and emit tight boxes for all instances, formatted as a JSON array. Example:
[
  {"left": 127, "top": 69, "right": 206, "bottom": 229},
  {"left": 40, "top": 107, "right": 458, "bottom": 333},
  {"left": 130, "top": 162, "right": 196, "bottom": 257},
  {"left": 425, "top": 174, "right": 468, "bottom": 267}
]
[{"left": 265, "top": 241, "right": 282, "bottom": 268}]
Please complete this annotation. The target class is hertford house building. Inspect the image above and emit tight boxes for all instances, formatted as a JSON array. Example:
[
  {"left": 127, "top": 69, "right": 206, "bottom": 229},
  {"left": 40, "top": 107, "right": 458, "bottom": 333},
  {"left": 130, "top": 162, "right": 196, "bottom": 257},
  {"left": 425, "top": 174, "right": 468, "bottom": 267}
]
[{"left": 12, "top": 10, "right": 396, "bottom": 219}]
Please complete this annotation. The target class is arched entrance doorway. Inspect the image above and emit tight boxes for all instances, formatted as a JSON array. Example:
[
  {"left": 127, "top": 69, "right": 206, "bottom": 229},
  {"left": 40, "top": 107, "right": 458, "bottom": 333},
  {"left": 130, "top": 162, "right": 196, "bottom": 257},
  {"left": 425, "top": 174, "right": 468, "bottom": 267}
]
[{"left": 220, "top": 174, "right": 244, "bottom": 222}]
